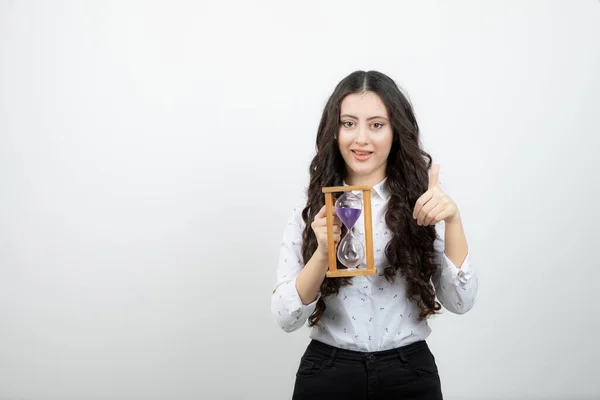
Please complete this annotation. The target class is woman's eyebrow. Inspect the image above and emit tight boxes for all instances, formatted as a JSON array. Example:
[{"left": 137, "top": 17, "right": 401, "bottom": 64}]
[{"left": 340, "top": 114, "right": 389, "bottom": 121}]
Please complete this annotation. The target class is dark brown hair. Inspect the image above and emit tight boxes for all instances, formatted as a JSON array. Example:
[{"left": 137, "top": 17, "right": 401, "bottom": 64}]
[{"left": 301, "top": 70, "right": 441, "bottom": 326}]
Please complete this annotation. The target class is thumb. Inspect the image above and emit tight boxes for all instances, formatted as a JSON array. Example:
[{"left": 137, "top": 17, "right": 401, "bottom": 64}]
[
  {"left": 429, "top": 164, "right": 441, "bottom": 189},
  {"left": 316, "top": 197, "right": 338, "bottom": 219}
]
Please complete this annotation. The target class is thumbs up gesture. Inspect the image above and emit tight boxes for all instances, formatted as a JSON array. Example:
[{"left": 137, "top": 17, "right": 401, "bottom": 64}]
[{"left": 412, "top": 164, "right": 460, "bottom": 226}]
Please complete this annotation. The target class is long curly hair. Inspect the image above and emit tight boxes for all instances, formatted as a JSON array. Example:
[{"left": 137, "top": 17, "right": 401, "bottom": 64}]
[{"left": 301, "top": 70, "right": 441, "bottom": 327}]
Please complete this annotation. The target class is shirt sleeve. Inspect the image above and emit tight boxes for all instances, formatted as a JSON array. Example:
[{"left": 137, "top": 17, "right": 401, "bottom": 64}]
[
  {"left": 431, "top": 220, "right": 479, "bottom": 315},
  {"left": 270, "top": 202, "right": 320, "bottom": 333}
]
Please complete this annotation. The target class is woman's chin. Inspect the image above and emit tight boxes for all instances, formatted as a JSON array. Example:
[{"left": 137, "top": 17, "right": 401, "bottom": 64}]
[
  {"left": 343, "top": 156, "right": 385, "bottom": 179},
  {"left": 347, "top": 166, "right": 381, "bottom": 181}
]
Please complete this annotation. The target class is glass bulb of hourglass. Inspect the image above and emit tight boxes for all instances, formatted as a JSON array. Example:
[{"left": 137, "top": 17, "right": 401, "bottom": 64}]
[{"left": 335, "top": 192, "right": 365, "bottom": 268}]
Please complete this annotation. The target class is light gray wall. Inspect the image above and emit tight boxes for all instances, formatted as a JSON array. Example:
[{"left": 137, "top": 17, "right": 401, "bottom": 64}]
[{"left": 1, "top": 1, "right": 599, "bottom": 399}]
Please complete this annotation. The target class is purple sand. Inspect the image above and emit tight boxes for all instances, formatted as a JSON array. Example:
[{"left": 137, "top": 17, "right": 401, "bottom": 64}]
[{"left": 336, "top": 207, "right": 361, "bottom": 228}]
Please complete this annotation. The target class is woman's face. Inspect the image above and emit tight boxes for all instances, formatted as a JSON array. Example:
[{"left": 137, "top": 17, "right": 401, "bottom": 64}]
[{"left": 337, "top": 91, "right": 394, "bottom": 185}]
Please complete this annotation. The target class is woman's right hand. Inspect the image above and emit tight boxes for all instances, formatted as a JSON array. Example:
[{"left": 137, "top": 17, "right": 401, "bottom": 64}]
[{"left": 311, "top": 204, "right": 342, "bottom": 257}]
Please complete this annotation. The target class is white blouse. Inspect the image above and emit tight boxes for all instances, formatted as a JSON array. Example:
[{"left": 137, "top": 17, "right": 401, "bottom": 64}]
[{"left": 270, "top": 178, "right": 479, "bottom": 352}]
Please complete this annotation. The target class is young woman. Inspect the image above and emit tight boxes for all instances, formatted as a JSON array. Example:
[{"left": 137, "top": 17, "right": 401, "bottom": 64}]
[{"left": 271, "top": 70, "right": 479, "bottom": 399}]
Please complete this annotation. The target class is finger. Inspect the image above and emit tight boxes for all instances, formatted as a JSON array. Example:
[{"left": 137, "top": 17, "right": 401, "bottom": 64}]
[
  {"left": 427, "top": 208, "right": 452, "bottom": 225},
  {"left": 428, "top": 164, "right": 440, "bottom": 190},
  {"left": 417, "top": 196, "right": 438, "bottom": 225},
  {"left": 422, "top": 203, "right": 445, "bottom": 226},
  {"left": 314, "top": 225, "right": 341, "bottom": 240},
  {"left": 320, "top": 227, "right": 341, "bottom": 238},
  {"left": 413, "top": 190, "right": 433, "bottom": 219},
  {"left": 315, "top": 203, "right": 341, "bottom": 225},
  {"left": 318, "top": 232, "right": 341, "bottom": 245},
  {"left": 315, "top": 204, "right": 327, "bottom": 220},
  {"left": 314, "top": 214, "right": 342, "bottom": 229}
]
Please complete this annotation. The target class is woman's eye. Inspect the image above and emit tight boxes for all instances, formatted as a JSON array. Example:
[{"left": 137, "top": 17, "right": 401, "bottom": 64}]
[
  {"left": 372, "top": 123, "right": 383, "bottom": 129},
  {"left": 342, "top": 121, "right": 354, "bottom": 128}
]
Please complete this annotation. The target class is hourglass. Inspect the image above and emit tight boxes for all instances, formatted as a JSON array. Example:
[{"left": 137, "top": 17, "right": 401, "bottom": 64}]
[
  {"left": 321, "top": 185, "right": 376, "bottom": 278},
  {"left": 335, "top": 192, "right": 365, "bottom": 268}
]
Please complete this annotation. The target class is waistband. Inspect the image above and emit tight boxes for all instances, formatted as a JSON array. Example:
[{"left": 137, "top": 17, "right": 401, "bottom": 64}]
[{"left": 307, "top": 339, "right": 429, "bottom": 364}]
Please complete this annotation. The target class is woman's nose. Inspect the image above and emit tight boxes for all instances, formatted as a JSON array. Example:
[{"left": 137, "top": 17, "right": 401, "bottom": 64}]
[{"left": 354, "top": 125, "right": 369, "bottom": 144}]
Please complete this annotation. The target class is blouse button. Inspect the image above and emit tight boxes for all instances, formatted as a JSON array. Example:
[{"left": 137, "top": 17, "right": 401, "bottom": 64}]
[{"left": 457, "top": 270, "right": 470, "bottom": 283}]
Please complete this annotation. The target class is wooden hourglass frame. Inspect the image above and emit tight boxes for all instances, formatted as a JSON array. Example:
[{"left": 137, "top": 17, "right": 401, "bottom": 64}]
[{"left": 322, "top": 185, "right": 376, "bottom": 278}]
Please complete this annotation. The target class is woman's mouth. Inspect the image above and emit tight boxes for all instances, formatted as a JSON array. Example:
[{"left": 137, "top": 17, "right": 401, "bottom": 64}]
[{"left": 351, "top": 150, "right": 373, "bottom": 161}]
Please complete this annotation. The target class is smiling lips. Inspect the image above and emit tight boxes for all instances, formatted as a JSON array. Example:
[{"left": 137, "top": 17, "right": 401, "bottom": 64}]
[{"left": 351, "top": 149, "right": 373, "bottom": 161}]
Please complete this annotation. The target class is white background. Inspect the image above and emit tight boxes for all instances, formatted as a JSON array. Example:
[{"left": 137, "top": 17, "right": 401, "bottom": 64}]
[{"left": 1, "top": 1, "right": 599, "bottom": 399}]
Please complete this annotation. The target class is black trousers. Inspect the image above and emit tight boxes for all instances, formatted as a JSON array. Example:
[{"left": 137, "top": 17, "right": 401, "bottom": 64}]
[{"left": 292, "top": 339, "right": 443, "bottom": 400}]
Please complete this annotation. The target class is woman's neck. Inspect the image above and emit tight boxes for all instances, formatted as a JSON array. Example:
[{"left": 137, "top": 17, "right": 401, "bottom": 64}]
[{"left": 345, "top": 172, "right": 387, "bottom": 187}]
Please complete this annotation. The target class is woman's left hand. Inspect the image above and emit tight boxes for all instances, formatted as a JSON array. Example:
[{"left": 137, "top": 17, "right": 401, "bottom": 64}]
[{"left": 413, "top": 164, "right": 460, "bottom": 226}]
